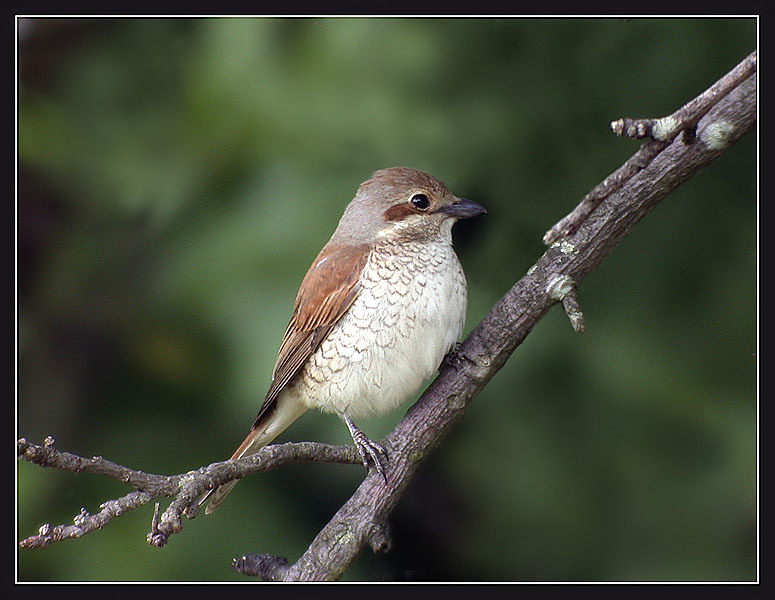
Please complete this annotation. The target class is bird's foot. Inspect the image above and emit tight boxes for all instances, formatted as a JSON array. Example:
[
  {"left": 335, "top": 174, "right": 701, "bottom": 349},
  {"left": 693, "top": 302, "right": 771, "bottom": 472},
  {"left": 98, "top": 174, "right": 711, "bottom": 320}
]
[
  {"left": 342, "top": 414, "right": 388, "bottom": 481},
  {"left": 440, "top": 342, "right": 464, "bottom": 371}
]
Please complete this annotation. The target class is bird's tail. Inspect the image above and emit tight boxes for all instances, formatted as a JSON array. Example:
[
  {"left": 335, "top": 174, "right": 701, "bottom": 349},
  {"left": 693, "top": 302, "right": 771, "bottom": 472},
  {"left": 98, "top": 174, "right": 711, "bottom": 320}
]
[{"left": 200, "top": 396, "right": 307, "bottom": 514}]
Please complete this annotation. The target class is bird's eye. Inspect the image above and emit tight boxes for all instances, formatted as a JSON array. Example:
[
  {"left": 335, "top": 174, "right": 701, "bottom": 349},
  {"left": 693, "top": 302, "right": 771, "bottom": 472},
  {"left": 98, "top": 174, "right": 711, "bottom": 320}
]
[{"left": 410, "top": 193, "right": 430, "bottom": 210}]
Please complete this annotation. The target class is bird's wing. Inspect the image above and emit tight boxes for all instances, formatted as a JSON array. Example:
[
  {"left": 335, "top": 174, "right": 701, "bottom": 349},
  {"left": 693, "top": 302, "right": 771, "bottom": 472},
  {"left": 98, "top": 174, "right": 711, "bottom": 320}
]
[{"left": 252, "top": 243, "right": 370, "bottom": 427}]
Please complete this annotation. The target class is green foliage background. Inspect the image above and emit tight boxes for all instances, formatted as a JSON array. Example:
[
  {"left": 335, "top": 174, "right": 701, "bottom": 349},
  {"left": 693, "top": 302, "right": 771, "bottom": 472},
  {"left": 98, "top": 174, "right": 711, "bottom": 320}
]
[{"left": 17, "top": 17, "right": 756, "bottom": 582}]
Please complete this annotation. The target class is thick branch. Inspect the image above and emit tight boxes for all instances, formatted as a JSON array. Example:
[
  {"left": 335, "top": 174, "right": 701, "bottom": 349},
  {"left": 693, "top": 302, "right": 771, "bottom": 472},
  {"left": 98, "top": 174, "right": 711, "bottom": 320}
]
[{"left": 256, "top": 53, "right": 756, "bottom": 581}]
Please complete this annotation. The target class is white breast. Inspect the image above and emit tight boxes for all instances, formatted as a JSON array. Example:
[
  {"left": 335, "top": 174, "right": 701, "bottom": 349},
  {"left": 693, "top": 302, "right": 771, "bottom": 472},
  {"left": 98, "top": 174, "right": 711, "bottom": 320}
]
[{"left": 297, "top": 235, "right": 467, "bottom": 420}]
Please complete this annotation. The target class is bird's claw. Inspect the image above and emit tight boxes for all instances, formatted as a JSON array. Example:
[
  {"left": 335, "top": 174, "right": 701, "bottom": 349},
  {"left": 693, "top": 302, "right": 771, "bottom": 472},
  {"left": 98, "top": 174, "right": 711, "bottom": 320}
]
[
  {"left": 352, "top": 430, "right": 388, "bottom": 481},
  {"left": 342, "top": 414, "right": 389, "bottom": 482},
  {"left": 440, "top": 342, "right": 464, "bottom": 371}
]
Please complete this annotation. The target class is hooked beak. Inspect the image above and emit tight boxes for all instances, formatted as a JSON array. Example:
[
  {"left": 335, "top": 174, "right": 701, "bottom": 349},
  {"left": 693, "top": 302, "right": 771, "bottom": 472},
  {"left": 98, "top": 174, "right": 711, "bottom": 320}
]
[{"left": 435, "top": 197, "right": 487, "bottom": 220}]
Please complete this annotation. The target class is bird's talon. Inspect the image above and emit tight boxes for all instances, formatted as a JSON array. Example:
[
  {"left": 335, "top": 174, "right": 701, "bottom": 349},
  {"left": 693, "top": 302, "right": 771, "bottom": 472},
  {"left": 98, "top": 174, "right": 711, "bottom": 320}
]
[
  {"left": 441, "top": 342, "right": 464, "bottom": 371},
  {"left": 348, "top": 425, "right": 389, "bottom": 481}
]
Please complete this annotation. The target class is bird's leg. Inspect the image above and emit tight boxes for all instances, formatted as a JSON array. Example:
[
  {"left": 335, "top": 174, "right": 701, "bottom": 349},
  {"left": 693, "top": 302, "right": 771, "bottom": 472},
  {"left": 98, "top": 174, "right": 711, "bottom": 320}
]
[{"left": 341, "top": 414, "right": 388, "bottom": 481}]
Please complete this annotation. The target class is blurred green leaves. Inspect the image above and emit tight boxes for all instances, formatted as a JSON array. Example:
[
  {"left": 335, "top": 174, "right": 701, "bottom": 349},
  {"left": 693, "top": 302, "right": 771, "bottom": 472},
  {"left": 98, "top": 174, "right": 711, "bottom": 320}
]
[{"left": 17, "top": 17, "right": 756, "bottom": 581}]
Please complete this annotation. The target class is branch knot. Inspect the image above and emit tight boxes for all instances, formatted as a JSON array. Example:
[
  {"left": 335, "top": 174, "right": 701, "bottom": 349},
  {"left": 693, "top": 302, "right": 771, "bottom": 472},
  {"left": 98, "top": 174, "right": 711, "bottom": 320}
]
[{"left": 366, "top": 522, "right": 392, "bottom": 554}]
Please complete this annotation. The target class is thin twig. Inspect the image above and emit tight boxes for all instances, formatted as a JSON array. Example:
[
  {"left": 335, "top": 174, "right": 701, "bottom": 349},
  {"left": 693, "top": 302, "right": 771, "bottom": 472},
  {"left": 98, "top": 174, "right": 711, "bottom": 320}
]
[
  {"left": 610, "top": 51, "right": 756, "bottom": 142},
  {"left": 20, "top": 491, "right": 154, "bottom": 549},
  {"left": 543, "top": 51, "right": 756, "bottom": 246},
  {"left": 18, "top": 437, "right": 362, "bottom": 548},
  {"left": 546, "top": 274, "right": 586, "bottom": 333}
]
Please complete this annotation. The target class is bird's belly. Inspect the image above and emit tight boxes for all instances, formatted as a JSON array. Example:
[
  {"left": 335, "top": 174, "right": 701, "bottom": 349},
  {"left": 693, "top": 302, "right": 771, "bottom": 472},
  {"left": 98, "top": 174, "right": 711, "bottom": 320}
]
[{"left": 296, "top": 247, "right": 467, "bottom": 420}]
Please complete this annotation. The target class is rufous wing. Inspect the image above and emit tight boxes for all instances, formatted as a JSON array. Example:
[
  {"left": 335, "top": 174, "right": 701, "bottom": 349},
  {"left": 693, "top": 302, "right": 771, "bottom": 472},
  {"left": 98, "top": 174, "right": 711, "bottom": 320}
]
[{"left": 252, "top": 242, "right": 371, "bottom": 426}]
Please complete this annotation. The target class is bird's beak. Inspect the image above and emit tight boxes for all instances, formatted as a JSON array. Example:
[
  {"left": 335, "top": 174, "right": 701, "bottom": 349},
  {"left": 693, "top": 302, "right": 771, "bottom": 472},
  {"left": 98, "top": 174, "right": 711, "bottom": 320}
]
[{"left": 435, "top": 197, "right": 487, "bottom": 220}]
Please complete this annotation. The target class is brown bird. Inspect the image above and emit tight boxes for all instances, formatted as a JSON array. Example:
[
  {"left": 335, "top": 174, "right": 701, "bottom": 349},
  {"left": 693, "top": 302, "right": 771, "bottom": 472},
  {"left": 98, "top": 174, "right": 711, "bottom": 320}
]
[{"left": 200, "top": 167, "right": 486, "bottom": 513}]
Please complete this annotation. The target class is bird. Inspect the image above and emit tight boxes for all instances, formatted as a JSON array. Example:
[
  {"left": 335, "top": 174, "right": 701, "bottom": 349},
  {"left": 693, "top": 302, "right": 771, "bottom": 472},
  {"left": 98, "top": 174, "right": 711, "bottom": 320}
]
[{"left": 200, "top": 166, "right": 486, "bottom": 514}]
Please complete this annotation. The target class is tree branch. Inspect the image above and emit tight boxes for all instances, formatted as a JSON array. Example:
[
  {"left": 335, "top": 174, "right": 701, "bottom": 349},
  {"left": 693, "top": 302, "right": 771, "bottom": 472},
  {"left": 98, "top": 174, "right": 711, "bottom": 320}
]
[
  {"left": 18, "top": 51, "right": 756, "bottom": 581},
  {"left": 240, "top": 50, "right": 756, "bottom": 582},
  {"left": 17, "top": 437, "right": 362, "bottom": 549},
  {"left": 543, "top": 50, "right": 756, "bottom": 246}
]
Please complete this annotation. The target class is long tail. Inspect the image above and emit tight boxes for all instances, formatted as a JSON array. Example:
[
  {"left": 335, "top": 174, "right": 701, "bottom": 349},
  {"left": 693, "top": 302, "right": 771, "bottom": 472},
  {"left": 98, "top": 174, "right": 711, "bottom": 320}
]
[{"left": 200, "top": 396, "right": 307, "bottom": 514}]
